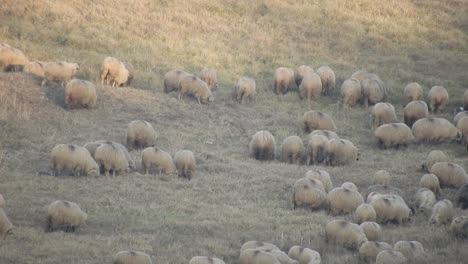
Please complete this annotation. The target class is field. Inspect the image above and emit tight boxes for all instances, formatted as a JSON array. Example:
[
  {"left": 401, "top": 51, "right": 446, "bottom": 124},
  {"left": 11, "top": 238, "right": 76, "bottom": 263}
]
[{"left": 1, "top": 0, "right": 468, "bottom": 263}]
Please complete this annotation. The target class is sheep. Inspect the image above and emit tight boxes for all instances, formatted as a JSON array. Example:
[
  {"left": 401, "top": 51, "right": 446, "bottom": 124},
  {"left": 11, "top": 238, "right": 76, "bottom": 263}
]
[
  {"left": 239, "top": 249, "right": 280, "bottom": 264},
  {"left": 113, "top": 251, "right": 152, "bottom": 264},
  {"left": 141, "top": 147, "right": 176, "bottom": 175},
  {"left": 414, "top": 188, "right": 436, "bottom": 214},
  {"left": 374, "top": 123, "right": 414, "bottom": 149},
  {"left": 412, "top": 118, "right": 460, "bottom": 143},
  {"left": 189, "top": 256, "right": 225, "bottom": 264},
  {"left": 454, "top": 111, "right": 468, "bottom": 125},
  {"left": 126, "top": 120, "right": 158, "bottom": 149},
  {"left": 47, "top": 200, "right": 87, "bottom": 232},
  {"left": 240, "top": 241, "right": 280, "bottom": 252},
  {"left": 93, "top": 140, "right": 136, "bottom": 171},
  {"left": 366, "top": 192, "right": 406, "bottom": 204},
  {"left": 0, "top": 208, "right": 13, "bottom": 235},
  {"left": 450, "top": 216, "right": 468, "bottom": 238},
  {"left": 294, "top": 177, "right": 325, "bottom": 193},
  {"left": 393, "top": 240, "right": 424, "bottom": 260},
  {"left": 350, "top": 70, "right": 381, "bottom": 84},
  {"left": 403, "top": 101, "right": 429, "bottom": 128},
  {"left": 303, "top": 111, "right": 337, "bottom": 133},
  {"left": 456, "top": 184, "right": 468, "bottom": 209},
  {"left": 249, "top": 130, "right": 276, "bottom": 161},
  {"left": 305, "top": 169, "right": 333, "bottom": 193},
  {"left": 355, "top": 204, "right": 377, "bottom": 224},
  {"left": 430, "top": 199, "right": 454, "bottom": 225},
  {"left": 100, "top": 57, "right": 129, "bottom": 87},
  {"left": 94, "top": 143, "right": 129, "bottom": 177},
  {"left": 325, "top": 138, "right": 359, "bottom": 166},
  {"left": 369, "top": 195, "right": 411, "bottom": 224},
  {"left": 403, "top": 82, "right": 423, "bottom": 103},
  {"left": 199, "top": 67, "right": 218, "bottom": 91},
  {"left": 281, "top": 136, "right": 305, "bottom": 164},
  {"left": 316, "top": 66, "right": 335, "bottom": 96},
  {"left": 260, "top": 249, "right": 299, "bottom": 264},
  {"left": 341, "top": 182, "right": 358, "bottom": 191},
  {"left": 457, "top": 116, "right": 468, "bottom": 149},
  {"left": 298, "top": 72, "right": 322, "bottom": 105},
  {"left": 419, "top": 174, "right": 441, "bottom": 196},
  {"left": 179, "top": 75, "right": 214, "bottom": 104},
  {"left": 274, "top": 67, "right": 295, "bottom": 95},
  {"left": 327, "top": 187, "right": 364, "bottom": 215},
  {"left": 0, "top": 46, "right": 29, "bottom": 71},
  {"left": 371, "top": 103, "right": 397, "bottom": 129},
  {"left": 373, "top": 170, "right": 391, "bottom": 186},
  {"left": 123, "top": 62, "right": 135, "bottom": 86},
  {"left": 306, "top": 135, "right": 328, "bottom": 165},
  {"left": 361, "top": 78, "right": 386, "bottom": 107},
  {"left": 51, "top": 144, "right": 99, "bottom": 177},
  {"left": 0, "top": 43, "right": 11, "bottom": 48},
  {"left": 325, "top": 219, "right": 368, "bottom": 250},
  {"left": 375, "top": 250, "right": 407, "bottom": 264},
  {"left": 293, "top": 179, "right": 327, "bottom": 210},
  {"left": 23, "top": 61, "right": 45, "bottom": 77},
  {"left": 308, "top": 129, "right": 339, "bottom": 140},
  {"left": 287, "top": 246, "right": 321, "bottom": 264},
  {"left": 41, "top": 61, "right": 79, "bottom": 87},
  {"left": 465, "top": 89, "right": 468, "bottom": 110},
  {"left": 163, "top": 69, "right": 190, "bottom": 93},
  {"left": 359, "top": 241, "right": 392, "bottom": 263},
  {"left": 0, "top": 194, "right": 4, "bottom": 208},
  {"left": 235, "top": 76, "right": 256, "bottom": 104},
  {"left": 421, "top": 150, "right": 448, "bottom": 172},
  {"left": 430, "top": 162, "right": 468, "bottom": 188},
  {"left": 427, "top": 86, "right": 449, "bottom": 113},
  {"left": 295, "top": 65, "right": 314, "bottom": 87},
  {"left": 340, "top": 78, "right": 362, "bottom": 108},
  {"left": 64, "top": 79, "right": 97, "bottom": 109},
  {"left": 174, "top": 150, "right": 196, "bottom": 179},
  {"left": 360, "top": 221, "right": 381, "bottom": 241}
]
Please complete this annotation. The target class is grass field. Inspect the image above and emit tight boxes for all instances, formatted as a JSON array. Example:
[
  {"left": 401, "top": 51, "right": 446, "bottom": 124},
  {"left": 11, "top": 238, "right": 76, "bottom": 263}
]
[{"left": 0, "top": 0, "right": 468, "bottom": 263}]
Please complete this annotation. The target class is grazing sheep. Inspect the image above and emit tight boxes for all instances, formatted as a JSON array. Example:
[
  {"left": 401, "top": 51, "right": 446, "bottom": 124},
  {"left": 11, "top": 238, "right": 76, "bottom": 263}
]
[
  {"left": 351, "top": 70, "right": 381, "bottom": 84},
  {"left": 235, "top": 77, "right": 256, "bottom": 104},
  {"left": 327, "top": 187, "right": 364, "bottom": 215},
  {"left": 308, "top": 129, "right": 339, "bottom": 140},
  {"left": 373, "top": 170, "right": 391, "bottom": 186},
  {"left": 457, "top": 116, "right": 468, "bottom": 149},
  {"left": 274, "top": 67, "right": 295, "bottom": 95},
  {"left": 47, "top": 200, "right": 87, "bottom": 232},
  {"left": 293, "top": 179, "right": 327, "bottom": 210},
  {"left": 450, "top": 216, "right": 468, "bottom": 238},
  {"left": 0, "top": 46, "right": 29, "bottom": 71},
  {"left": 0, "top": 43, "right": 11, "bottom": 48},
  {"left": 51, "top": 144, "right": 99, "bottom": 176},
  {"left": 294, "top": 177, "right": 325, "bottom": 193},
  {"left": 341, "top": 182, "right": 358, "bottom": 191},
  {"left": 403, "top": 101, "right": 429, "bottom": 128},
  {"left": 316, "top": 66, "right": 335, "bottom": 96},
  {"left": 240, "top": 241, "right": 280, "bottom": 252},
  {"left": 189, "top": 256, "right": 225, "bottom": 264},
  {"left": 375, "top": 250, "right": 407, "bottom": 264},
  {"left": 123, "top": 62, "right": 135, "bottom": 86},
  {"left": 0, "top": 208, "right": 13, "bottom": 235},
  {"left": 179, "top": 75, "right": 214, "bottom": 104},
  {"left": 414, "top": 188, "right": 436, "bottom": 214},
  {"left": 298, "top": 72, "right": 322, "bottom": 104},
  {"left": 371, "top": 103, "right": 397, "bottom": 129},
  {"left": 421, "top": 150, "right": 448, "bottom": 172},
  {"left": 374, "top": 123, "right": 414, "bottom": 149},
  {"left": 427, "top": 86, "right": 449, "bottom": 113},
  {"left": 126, "top": 120, "right": 158, "bottom": 149},
  {"left": 306, "top": 135, "right": 328, "bottom": 165},
  {"left": 412, "top": 118, "right": 460, "bottom": 143},
  {"left": 325, "top": 220, "right": 368, "bottom": 250},
  {"left": 305, "top": 169, "right": 333, "bottom": 193},
  {"left": 94, "top": 143, "right": 129, "bottom": 177},
  {"left": 340, "top": 78, "right": 362, "bottom": 108},
  {"left": 23, "top": 61, "right": 45, "bottom": 77},
  {"left": 403, "top": 82, "right": 423, "bottom": 103},
  {"left": 281, "top": 136, "right": 305, "bottom": 164},
  {"left": 359, "top": 241, "right": 392, "bottom": 263},
  {"left": 430, "top": 199, "right": 454, "bottom": 225},
  {"left": 430, "top": 162, "right": 468, "bottom": 188},
  {"left": 258, "top": 249, "right": 299, "bottom": 264},
  {"left": 41, "top": 61, "right": 79, "bottom": 87},
  {"left": 456, "top": 184, "right": 468, "bottom": 209},
  {"left": 141, "top": 147, "right": 176, "bottom": 175},
  {"left": 0, "top": 194, "right": 4, "bottom": 208},
  {"left": 174, "top": 150, "right": 196, "bottom": 179},
  {"left": 355, "top": 204, "right": 377, "bottom": 224},
  {"left": 295, "top": 65, "right": 314, "bottom": 87},
  {"left": 93, "top": 140, "right": 136, "bottom": 171},
  {"left": 454, "top": 111, "right": 468, "bottom": 125},
  {"left": 366, "top": 192, "right": 406, "bottom": 204},
  {"left": 163, "top": 69, "right": 190, "bottom": 93},
  {"left": 288, "top": 246, "right": 321, "bottom": 264},
  {"left": 393, "top": 240, "right": 424, "bottom": 260},
  {"left": 303, "top": 111, "right": 337, "bottom": 133},
  {"left": 199, "top": 67, "right": 218, "bottom": 91},
  {"left": 113, "top": 251, "right": 152, "bottom": 264},
  {"left": 249, "top": 130, "right": 276, "bottom": 161},
  {"left": 239, "top": 249, "right": 280, "bottom": 264},
  {"left": 370, "top": 195, "right": 411, "bottom": 224},
  {"left": 361, "top": 78, "right": 385, "bottom": 107},
  {"left": 325, "top": 138, "right": 359, "bottom": 166},
  {"left": 100, "top": 57, "right": 129, "bottom": 87},
  {"left": 64, "top": 79, "right": 97, "bottom": 109},
  {"left": 360, "top": 221, "right": 381, "bottom": 241},
  {"left": 419, "top": 174, "right": 441, "bottom": 196}
]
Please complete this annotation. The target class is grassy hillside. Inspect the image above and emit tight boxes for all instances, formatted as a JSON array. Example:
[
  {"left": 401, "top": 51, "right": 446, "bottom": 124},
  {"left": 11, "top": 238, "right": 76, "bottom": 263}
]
[{"left": 1, "top": 0, "right": 468, "bottom": 263}]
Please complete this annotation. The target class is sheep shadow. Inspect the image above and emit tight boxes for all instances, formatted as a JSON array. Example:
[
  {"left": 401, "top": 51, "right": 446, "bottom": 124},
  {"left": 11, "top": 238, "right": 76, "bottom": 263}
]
[{"left": 41, "top": 83, "right": 67, "bottom": 108}]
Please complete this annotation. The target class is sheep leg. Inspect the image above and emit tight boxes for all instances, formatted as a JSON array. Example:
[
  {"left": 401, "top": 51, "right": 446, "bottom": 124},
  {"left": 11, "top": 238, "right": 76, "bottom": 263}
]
[
  {"left": 41, "top": 79, "right": 47, "bottom": 87},
  {"left": 105, "top": 170, "right": 109, "bottom": 177},
  {"left": 197, "top": 96, "right": 201, "bottom": 104},
  {"left": 112, "top": 170, "right": 116, "bottom": 177}
]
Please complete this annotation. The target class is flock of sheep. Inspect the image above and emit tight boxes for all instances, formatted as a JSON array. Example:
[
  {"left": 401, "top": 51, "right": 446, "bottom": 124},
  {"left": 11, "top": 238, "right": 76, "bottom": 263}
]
[{"left": 1, "top": 42, "right": 468, "bottom": 264}]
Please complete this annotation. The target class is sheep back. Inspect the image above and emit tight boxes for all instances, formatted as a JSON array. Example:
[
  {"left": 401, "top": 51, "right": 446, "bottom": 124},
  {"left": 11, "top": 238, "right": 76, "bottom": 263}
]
[
  {"left": 299, "top": 72, "right": 322, "bottom": 102},
  {"left": 372, "top": 102, "right": 397, "bottom": 129},
  {"left": 430, "top": 199, "right": 454, "bottom": 225},
  {"left": 23, "top": 61, "right": 45, "bottom": 77},
  {"left": 403, "top": 101, "right": 428, "bottom": 128},
  {"left": 249, "top": 130, "right": 276, "bottom": 161},
  {"left": 374, "top": 123, "right": 414, "bottom": 149},
  {"left": 274, "top": 67, "right": 295, "bottom": 95},
  {"left": 51, "top": 144, "right": 99, "bottom": 176},
  {"left": 65, "top": 79, "right": 97, "bottom": 108},
  {"left": 412, "top": 118, "right": 460, "bottom": 143},
  {"left": 179, "top": 75, "right": 214, "bottom": 104},
  {"left": 189, "top": 256, "right": 225, "bottom": 264},
  {"left": 340, "top": 78, "right": 362, "bottom": 108},
  {"left": 403, "top": 82, "right": 423, "bottom": 103},
  {"left": 47, "top": 200, "right": 87, "bottom": 232},
  {"left": 199, "top": 67, "right": 218, "bottom": 91},
  {"left": 113, "top": 251, "right": 152, "bottom": 264},
  {"left": 235, "top": 76, "right": 256, "bottom": 104},
  {"left": 287, "top": 246, "right": 321, "bottom": 264},
  {"left": 163, "top": 69, "right": 190, "bottom": 93},
  {"left": 94, "top": 143, "right": 129, "bottom": 177},
  {"left": 303, "top": 111, "right": 337, "bottom": 133},
  {"left": 359, "top": 241, "right": 392, "bottom": 263},
  {"left": 174, "top": 150, "right": 196, "bottom": 179},
  {"left": 141, "top": 147, "right": 176, "bottom": 174},
  {"left": 126, "top": 120, "right": 158, "bottom": 149},
  {"left": 430, "top": 162, "right": 468, "bottom": 188},
  {"left": 325, "top": 219, "right": 368, "bottom": 250},
  {"left": 281, "top": 136, "right": 305, "bottom": 164},
  {"left": 360, "top": 221, "right": 381, "bottom": 241},
  {"left": 327, "top": 187, "right": 364, "bottom": 215},
  {"left": 42, "top": 61, "right": 79, "bottom": 86},
  {"left": 0, "top": 208, "right": 13, "bottom": 235},
  {"left": 427, "top": 86, "right": 449, "bottom": 113},
  {"left": 316, "top": 66, "right": 335, "bottom": 96}
]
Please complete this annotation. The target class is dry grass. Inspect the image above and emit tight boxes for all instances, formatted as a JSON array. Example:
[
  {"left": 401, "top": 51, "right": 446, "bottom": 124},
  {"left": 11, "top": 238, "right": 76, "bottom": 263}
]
[{"left": 0, "top": 0, "right": 467, "bottom": 263}]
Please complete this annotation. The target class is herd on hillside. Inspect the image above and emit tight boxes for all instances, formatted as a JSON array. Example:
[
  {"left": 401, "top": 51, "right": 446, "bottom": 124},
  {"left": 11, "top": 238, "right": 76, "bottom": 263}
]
[{"left": 1, "top": 43, "right": 468, "bottom": 264}]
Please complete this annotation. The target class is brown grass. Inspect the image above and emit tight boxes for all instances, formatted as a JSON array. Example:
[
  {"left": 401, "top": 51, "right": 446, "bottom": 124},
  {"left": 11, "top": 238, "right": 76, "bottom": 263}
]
[{"left": 0, "top": 0, "right": 468, "bottom": 263}]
